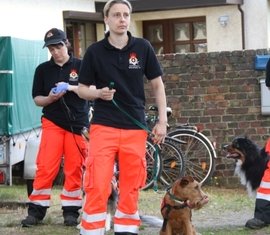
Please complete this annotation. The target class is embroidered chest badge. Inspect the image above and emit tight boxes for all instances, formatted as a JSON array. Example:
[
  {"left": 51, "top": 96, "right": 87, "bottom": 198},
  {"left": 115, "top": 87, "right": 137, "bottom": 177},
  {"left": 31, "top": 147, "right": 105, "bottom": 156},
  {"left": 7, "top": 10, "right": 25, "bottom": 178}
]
[
  {"left": 69, "top": 69, "right": 78, "bottom": 81},
  {"left": 129, "top": 52, "right": 141, "bottom": 69}
]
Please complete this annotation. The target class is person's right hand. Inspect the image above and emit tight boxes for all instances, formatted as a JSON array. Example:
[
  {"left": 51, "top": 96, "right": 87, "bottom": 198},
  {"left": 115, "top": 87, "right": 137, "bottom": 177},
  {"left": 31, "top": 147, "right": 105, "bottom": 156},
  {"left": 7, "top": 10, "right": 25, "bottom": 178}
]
[
  {"left": 98, "top": 87, "right": 116, "bottom": 101},
  {"left": 49, "top": 89, "right": 65, "bottom": 101}
]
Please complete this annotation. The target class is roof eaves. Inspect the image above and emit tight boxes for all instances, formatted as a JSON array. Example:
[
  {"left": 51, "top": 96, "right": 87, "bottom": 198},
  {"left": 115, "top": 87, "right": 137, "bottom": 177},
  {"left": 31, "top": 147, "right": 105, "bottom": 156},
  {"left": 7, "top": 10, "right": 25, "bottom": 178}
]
[
  {"left": 131, "top": 0, "right": 243, "bottom": 13},
  {"left": 63, "top": 11, "right": 103, "bottom": 23}
]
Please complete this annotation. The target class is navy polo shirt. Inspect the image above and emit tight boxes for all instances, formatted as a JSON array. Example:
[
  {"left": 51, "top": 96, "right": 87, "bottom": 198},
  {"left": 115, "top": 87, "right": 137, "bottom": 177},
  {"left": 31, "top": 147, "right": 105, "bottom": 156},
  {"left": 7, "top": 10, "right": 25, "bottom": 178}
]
[
  {"left": 79, "top": 32, "right": 163, "bottom": 129},
  {"left": 32, "top": 55, "right": 89, "bottom": 134}
]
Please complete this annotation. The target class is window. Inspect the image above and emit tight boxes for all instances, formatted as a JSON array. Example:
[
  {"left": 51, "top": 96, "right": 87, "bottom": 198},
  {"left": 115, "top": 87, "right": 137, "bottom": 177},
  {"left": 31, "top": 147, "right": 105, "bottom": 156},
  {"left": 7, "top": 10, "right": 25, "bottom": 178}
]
[
  {"left": 143, "top": 17, "right": 207, "bottom": 54},
  {"left": 65, "top": 21, "right": 97, "bottom": 58}
]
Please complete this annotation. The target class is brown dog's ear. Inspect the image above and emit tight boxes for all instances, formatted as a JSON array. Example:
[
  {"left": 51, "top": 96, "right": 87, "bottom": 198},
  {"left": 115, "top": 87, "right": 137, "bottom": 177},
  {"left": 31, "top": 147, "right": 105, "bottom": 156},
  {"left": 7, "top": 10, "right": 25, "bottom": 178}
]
[{"left": 180, "top": 176, "right": 194, "bottom": 187}]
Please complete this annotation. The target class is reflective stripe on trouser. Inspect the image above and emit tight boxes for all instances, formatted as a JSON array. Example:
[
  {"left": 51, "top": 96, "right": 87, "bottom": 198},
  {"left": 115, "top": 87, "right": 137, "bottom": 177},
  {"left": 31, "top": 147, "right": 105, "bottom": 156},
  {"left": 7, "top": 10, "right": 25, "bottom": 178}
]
[
  {"left": 114, "top": 209, "right": 140, "bottom": 233},
  {"left": 81, "top": 124, "right": 147, "bottom": 234},
  {"left": 29, "top": 117, "right": 86, "bottom": 208},
  {"left": 255, "top": 161, "right": 270, "bottom": 223}
]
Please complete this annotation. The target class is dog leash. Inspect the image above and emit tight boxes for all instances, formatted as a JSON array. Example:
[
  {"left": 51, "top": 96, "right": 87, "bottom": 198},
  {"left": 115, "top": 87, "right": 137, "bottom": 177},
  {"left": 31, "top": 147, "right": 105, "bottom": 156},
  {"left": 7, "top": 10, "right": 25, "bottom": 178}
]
[
  {"left": 161, "top": 202, "right": 189, "bottom": 232},
  {"left": 109, "top": 82, "right": 160, "bottom": 192}
]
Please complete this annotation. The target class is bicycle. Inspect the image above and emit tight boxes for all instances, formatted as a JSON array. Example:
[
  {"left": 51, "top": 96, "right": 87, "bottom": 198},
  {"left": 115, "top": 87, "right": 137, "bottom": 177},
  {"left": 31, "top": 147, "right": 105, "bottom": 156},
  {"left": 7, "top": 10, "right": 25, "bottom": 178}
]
[
  {"left": 141, "top": 107, "right": 186, "bottom": 190},
  {"left": 146, "top": 105, "right": 217, "bottom": 185},
  {"left": 142, "top": 136, "right": 185, "bottom": 190}
]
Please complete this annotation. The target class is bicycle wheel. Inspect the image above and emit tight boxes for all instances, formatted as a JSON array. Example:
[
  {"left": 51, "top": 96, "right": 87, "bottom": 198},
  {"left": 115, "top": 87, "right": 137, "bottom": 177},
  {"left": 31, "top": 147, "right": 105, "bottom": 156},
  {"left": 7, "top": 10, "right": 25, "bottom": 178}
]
[
  {"left": 168, "top": 128, "right": 216, "bottom": 185},
  {"left": 158, "top": 137, "right": 185, "bottom": 187},
  {"left": 141, "top": 140, "right": 162, "bottom": 190}
]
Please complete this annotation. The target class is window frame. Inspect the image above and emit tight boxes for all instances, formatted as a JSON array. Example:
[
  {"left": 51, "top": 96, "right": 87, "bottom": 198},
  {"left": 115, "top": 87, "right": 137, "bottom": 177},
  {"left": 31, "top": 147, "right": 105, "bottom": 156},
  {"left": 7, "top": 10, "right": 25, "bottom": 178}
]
[{"left": 143, "top": 16, "right": 207, "bottom": 54}]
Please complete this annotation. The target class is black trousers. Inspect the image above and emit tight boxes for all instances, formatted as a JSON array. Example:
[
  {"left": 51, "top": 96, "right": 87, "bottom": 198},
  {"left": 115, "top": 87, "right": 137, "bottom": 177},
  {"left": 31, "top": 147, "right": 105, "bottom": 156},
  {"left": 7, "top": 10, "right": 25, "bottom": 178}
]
[{"left": 255, "top": 198, "right": 270, "bottom": 223}]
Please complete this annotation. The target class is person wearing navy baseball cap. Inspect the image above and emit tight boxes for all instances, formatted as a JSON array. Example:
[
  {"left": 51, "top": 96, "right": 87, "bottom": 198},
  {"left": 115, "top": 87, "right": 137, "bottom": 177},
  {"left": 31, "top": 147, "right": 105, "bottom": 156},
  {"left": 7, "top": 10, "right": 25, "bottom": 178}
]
[
  {"left": 43, "top": 28, "right": 67, "bottom": 48},
  {"left": 21, "top": 28, "right": 89, "bottom": 228}
]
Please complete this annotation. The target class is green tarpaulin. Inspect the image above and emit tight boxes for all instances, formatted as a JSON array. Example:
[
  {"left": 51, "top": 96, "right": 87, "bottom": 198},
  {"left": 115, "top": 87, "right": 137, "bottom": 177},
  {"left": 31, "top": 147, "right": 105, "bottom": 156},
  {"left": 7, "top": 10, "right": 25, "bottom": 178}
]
[{"left": 0, "top": 37, "right": 47, "bottom": 135}]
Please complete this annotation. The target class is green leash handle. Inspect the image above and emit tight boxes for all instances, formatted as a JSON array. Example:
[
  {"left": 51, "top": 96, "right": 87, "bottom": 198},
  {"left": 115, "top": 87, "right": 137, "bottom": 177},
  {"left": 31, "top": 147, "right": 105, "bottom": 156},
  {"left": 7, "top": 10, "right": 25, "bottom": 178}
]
[{"left": 109, "top": 82, "right": 114, "bottom": 90}]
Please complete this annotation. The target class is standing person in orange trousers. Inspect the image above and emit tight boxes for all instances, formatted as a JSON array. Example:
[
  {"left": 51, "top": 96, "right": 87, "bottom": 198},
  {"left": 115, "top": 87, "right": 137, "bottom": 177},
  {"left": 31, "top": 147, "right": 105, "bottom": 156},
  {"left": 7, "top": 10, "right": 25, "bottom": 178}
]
[
  {"left": 246, "top": 64, "right": 270, "bottom": 229},
  {"left": 77, "top": 0, "right": 167, "bottom": 234},
  {"left": 21, "top": 28, "right": 89, "bottom": 227}
]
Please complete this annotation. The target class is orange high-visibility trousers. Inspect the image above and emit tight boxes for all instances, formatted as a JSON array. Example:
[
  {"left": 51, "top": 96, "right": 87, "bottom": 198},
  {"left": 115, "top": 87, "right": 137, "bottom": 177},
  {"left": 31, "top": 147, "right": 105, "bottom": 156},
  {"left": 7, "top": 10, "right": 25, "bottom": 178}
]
[
  {"left": 29, "top": 117, "right": 86, "bottom": 208},
  {"left": 266, "top": 138, "right": 270, "bottom": 154},
  {"left": 254, "top": 138, "right": 270, "bottom": 223},
  {"left": 255, "top": 161, "right": 270, "bottom": 223},
  {"left": 257, "top": 161, "right": 270, "bottom": 200},
  {"left": 81, "top": 124, "right": 147, "bottom": 235}
]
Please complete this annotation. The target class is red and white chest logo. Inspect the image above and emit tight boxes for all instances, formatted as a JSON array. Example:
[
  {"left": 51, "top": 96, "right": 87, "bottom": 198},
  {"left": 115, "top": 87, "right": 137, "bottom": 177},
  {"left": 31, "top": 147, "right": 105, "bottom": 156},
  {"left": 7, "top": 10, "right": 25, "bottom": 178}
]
[
  {"left": 69, "top": 69, "right": 78, "bottom": 81},
  {"left": 129, "top": 52, "right": 141, "bottom": 69}
]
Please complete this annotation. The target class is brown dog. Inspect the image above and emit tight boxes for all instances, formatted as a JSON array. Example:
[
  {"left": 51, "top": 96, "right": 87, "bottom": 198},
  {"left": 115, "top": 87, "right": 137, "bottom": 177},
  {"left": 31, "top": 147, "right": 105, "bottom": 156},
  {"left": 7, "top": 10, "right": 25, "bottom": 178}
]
[{"left": 160, "top": 176, "right": 209, "bottom": 235}]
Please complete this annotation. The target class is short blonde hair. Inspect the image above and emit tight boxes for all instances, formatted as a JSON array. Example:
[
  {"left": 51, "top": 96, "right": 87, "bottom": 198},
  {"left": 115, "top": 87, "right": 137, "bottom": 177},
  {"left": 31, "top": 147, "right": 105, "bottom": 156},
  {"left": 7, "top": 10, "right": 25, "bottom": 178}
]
[{"left": 103, "top": 0, "right": 132, "bottom": 17}]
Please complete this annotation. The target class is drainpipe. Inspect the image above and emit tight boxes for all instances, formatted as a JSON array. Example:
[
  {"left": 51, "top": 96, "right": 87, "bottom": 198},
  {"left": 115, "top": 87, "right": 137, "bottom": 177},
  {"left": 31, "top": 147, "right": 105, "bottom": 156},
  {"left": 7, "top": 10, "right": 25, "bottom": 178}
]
[{"left": 238, "top": 4, "right": 245, "bottom": 49}]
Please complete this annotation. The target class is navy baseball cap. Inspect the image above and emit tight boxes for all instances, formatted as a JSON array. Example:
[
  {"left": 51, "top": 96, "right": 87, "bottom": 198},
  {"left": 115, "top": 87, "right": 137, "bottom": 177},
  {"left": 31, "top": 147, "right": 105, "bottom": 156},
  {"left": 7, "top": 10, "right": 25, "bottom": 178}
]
[{"left": 43, "top": 28, "right": 67, "bottom": 48}]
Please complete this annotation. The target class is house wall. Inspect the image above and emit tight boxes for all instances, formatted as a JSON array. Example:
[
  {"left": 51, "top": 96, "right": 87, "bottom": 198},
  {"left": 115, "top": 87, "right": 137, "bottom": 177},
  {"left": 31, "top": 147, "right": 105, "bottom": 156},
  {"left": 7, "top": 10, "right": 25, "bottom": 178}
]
[
  {"left": 144, "top": 49, "right": 270, "bottom": 187},
  {"left": 0, "top": 1, "right": 269, "bottom": 53},
  {"left": 0, "top": 0, "right": 95, "bottom": 40},
  {"left": 242, "top": 0, "right": 270, "bottom": 50}
]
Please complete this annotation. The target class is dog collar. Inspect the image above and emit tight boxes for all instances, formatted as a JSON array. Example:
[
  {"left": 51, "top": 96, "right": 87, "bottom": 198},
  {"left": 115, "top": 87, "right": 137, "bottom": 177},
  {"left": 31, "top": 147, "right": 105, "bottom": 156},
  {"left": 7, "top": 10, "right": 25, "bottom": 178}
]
[{"left": 167, "top": 187, "right": 188, "bottom": 207}]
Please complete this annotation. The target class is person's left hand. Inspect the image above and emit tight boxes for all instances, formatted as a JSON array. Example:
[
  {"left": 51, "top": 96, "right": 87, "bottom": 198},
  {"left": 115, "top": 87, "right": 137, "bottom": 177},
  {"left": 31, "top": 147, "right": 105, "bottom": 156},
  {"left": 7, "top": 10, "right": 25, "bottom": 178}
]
[
  {"left": 151, "top": 122, "right": 167, "bottom": 144},
  {"left": 52, "top": 82, "right": 69, "bottom": 94}
]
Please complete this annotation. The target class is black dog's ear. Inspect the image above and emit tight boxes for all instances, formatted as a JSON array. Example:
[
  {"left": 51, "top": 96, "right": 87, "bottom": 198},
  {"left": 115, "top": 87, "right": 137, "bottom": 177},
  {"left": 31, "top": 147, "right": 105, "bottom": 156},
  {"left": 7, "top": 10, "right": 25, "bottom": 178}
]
[{"left": 232, "top": 134, "right": 249, "bottom": 148}]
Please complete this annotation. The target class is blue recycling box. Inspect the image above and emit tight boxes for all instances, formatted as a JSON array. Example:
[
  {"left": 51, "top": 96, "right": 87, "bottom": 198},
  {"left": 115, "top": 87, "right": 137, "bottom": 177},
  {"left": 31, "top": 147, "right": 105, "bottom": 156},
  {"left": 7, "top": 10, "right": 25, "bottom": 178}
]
[{"left": 255, "top": 55, "right": 270, "bottom": 70}]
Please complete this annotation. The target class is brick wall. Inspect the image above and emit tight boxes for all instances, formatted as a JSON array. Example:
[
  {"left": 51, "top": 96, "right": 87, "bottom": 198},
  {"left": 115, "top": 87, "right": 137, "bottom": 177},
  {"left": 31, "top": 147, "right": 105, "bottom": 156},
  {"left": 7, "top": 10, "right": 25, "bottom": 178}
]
[{"left": 145, "top": 49, "right": 270, "bottom": 187}]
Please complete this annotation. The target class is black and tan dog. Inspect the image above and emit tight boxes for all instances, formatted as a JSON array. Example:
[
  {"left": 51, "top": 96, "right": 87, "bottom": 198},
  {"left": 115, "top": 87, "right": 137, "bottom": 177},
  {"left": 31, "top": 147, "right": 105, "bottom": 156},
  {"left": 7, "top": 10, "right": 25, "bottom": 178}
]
[
  {"left": 160, "top": 176, "right": 209, "bottom": 235},
  {"left": 223, "top": 136, "right": 269, "bottom": 196},
  {"left": 223, "top": 136, "right": 270, "bottom": 229}
]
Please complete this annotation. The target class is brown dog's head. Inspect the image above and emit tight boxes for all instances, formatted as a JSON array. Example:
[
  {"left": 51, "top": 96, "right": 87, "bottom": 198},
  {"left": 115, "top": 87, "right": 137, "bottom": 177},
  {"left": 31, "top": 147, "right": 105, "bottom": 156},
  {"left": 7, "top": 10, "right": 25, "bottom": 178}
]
[{"left": 172, "top": 176, "right": 209, "bottom": 210}]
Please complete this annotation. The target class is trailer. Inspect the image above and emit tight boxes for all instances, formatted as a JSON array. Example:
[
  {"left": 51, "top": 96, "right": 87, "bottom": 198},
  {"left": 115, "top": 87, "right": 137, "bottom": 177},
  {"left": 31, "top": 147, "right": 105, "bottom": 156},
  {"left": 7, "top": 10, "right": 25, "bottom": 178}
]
[{"left": 0, "top": 37, "right": 47, "bottom": 185}]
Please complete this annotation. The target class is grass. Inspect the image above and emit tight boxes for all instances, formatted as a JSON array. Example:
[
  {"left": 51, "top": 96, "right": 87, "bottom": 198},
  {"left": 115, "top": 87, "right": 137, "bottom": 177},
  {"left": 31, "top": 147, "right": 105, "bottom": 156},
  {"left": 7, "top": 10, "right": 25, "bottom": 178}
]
[
  {"left": 0, "top": 185, "right": 26, "bottom": 201},
  {"left": 1, "top": 184, "right": 270, "bottom": 234}
]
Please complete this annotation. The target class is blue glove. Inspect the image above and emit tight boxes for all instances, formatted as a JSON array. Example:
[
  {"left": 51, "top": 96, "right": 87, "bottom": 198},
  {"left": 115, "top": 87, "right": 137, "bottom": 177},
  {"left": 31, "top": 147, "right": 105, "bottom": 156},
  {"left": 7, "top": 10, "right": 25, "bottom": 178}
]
[{"left": 52, "top": 83, "right": 68, "bottom": 94}]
